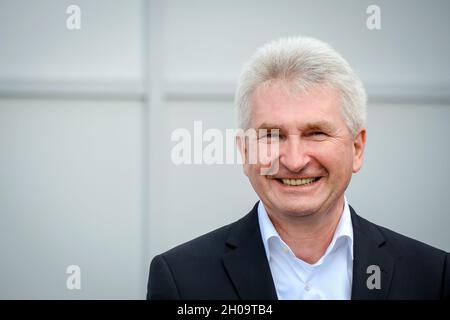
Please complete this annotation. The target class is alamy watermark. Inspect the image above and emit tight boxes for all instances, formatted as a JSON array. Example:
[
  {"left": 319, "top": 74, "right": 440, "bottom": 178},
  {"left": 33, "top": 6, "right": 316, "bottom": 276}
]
[
  {"left": 366, "top": 5, "right": 381, "bottom": 30},
  {"left": 171, "top": 121, "right": 280, "bottom": 175},
  {"left": 366, "top": 264, "right": 381, "bottom": 290},
  {"left": 66, "top": 264, "right": 81, "bottom": 290},
  {"left": 66, "top": 5, "right": 81, "bottom": 30}
]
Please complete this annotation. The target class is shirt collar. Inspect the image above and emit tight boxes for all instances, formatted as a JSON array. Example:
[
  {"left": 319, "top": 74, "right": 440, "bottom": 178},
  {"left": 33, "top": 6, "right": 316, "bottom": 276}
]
[{"left": 257, "top": 196, "right": 354, "bottom": 262}]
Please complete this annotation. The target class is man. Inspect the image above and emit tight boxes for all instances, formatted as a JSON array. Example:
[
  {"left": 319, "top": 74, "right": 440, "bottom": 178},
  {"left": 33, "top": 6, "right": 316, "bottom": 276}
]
[{"left": 147, "top": 36, "right": 450, "bottom": 299}]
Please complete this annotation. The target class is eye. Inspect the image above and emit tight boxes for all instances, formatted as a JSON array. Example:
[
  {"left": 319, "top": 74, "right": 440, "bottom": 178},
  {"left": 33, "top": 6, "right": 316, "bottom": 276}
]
[
  {"left": 259, "top": 132, "right": 281, "bottom": 142},
  {"left": 258, "top": 129, "right": 280, "bottom": 139},
  {"left": 305, "top": 131, "right": 328, "bottom": 139},
  {"left": 265, "top": 132, "right": 280, "bottom": 138}
]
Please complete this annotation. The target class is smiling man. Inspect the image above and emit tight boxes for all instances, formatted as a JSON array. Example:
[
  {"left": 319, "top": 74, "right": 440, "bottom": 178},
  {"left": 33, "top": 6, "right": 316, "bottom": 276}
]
[{"left": 147, "top": 37, "right": 449, "bottom": 300}]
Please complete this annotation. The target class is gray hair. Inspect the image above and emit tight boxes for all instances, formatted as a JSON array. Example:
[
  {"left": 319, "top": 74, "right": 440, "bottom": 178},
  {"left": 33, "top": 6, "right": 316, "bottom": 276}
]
[{"left": 235, "top": 36, "right": 367, "bottom": 136}]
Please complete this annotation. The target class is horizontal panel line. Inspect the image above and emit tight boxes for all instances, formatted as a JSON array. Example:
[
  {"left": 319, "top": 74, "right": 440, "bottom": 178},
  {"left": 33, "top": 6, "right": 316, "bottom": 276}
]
[
  {"left": 1, "top": 80, "right": 450, "bottom": 104},
  {"left": 0, "top": 80, "right": 146, "bottom": 101},
  {"left": 165, "top": 81, "right": 450, "bottom": 105}
]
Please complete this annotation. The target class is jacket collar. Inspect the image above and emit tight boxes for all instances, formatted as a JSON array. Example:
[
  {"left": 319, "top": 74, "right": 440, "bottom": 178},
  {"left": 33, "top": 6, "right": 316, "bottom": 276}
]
[
  {"left": 350, "top": 205, "right": 394, "bottom": 299},
  {"left": 222, "top": 202, "right": 278, "bottom": 299},
  {"left": 222, "top": 202, "right": 394, "bottom": 300}
]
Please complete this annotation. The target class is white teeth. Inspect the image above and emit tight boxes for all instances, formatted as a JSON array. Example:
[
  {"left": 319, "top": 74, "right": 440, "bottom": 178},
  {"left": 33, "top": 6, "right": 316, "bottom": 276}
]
[{"left": 281, "top": 178, "right": 317, "bottom": 186}]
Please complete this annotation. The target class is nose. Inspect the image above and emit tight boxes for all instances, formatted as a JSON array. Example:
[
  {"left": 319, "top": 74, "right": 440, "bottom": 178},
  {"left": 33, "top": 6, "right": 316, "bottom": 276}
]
[{"left": 279, "top": 135, "right": 310, "bottom": 172}]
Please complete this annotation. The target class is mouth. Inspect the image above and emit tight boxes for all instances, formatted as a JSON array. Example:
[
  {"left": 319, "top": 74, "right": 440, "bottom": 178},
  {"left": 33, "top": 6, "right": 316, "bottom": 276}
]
[{"left": 274, "top": 177, "right": 322, "bottom": 186}]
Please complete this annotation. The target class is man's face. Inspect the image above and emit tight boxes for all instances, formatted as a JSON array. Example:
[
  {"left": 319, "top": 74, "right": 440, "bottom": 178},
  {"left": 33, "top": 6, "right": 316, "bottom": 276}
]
[{"left": 238, "top": 81, "right": 366, "bottom": 218}]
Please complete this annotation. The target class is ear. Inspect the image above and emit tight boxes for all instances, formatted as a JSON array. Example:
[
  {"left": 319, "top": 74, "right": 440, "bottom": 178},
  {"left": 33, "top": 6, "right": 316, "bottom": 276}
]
[
  {"left": 352, "top": 128, "right": 366, "bottom": 173},
  {"left": 236, "top": 134, "right": 249, "bottom": 177}
]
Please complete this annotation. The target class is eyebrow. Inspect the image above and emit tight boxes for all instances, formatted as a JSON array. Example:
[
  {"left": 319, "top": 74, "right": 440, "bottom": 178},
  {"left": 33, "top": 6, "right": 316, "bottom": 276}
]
[
  {"left": 303, "top": 121, "right": 337, "bottom": 133},
  {"left": 257, "top": 122, "right": 282, "bottom": 130},
  {"left": 257, "top": 121, "right": 337, "bottom": 133}
]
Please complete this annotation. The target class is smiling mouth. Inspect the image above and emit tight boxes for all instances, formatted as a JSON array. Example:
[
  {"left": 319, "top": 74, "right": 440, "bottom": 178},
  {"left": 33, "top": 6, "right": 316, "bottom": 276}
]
[{"left": 275, "top": 177, "right": 322, "bottom": 186}]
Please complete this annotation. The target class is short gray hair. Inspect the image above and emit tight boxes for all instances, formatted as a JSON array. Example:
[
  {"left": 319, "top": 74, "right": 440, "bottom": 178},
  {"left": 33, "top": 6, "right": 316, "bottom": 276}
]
[{"left": 235, "top": 36, "right": 367, "bottom": 136}]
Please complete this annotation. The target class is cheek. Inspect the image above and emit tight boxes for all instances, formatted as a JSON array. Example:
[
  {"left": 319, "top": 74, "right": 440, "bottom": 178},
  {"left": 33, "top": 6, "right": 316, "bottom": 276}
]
[
  {"left": 247, "top": 164, "right": 262, "bottom": 182},
  {"left": 314, "top": 143, "right": 354, "bottom": 174},
  {"left": 247, "top": 165, "right": 272, "bottom": 189}
]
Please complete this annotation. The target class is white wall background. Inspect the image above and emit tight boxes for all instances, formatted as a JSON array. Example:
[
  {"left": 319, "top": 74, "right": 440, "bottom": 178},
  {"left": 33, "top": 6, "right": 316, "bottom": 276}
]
[{"left": 0, "top": 0, "right": 449, "bottom": 299}]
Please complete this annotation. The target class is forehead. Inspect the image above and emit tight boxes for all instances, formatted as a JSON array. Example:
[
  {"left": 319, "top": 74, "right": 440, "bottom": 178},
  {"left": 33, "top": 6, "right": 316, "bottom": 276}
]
[{"left": 249, "top": 81, "right": 345, "bottom": 130}]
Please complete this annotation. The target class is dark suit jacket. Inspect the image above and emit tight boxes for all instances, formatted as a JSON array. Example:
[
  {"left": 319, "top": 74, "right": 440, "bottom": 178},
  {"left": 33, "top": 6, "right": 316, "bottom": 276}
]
[{"left": 147, "top": 202, "right": 450, "bottom": 299}]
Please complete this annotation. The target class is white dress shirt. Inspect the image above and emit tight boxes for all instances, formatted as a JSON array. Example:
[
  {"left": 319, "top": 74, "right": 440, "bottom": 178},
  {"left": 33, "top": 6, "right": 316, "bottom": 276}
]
[{"left": 257, "top": 197, "right": 354, "bottom": 300}]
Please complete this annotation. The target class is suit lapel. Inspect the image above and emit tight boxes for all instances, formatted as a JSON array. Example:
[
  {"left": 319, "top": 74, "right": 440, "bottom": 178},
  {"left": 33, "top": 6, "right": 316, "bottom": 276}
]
[
  {"left": 222, "top": 202, "right": 278, "bottom": 300},
  {"left": 350, "top": 206, "right": 394, "bottom": 299},
  {"left": 222, "top": 203, "right": 395, "bottom": 300}
]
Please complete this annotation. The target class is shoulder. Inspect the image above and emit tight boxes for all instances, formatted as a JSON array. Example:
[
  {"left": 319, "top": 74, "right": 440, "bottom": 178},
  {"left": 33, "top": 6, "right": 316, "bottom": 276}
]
[
  {"left": 156, "top": 206, "right": 256, "bottom": 264},
  {"left": 158, "top": 223, "right": 233, "bottom": 263},
  {"left": 353, "top": 210, "right": 447, "bottom": 263},
  {"left": 351, "top": 209, "right": 450, "bottom": 298},
  {"left": 156, "top": 203, "right": 260, "bottom": 263},
  {"left": 147, "top": 204, "right": 260, "bottom": 299},
  {"left": 147, "top": 223, "right": 236, "bottom": 299}
]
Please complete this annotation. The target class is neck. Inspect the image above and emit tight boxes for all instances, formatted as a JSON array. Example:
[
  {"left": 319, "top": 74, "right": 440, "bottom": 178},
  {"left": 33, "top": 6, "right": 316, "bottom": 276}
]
[{"left": 266, "top": 197, "right": 345, "bottom": 264}]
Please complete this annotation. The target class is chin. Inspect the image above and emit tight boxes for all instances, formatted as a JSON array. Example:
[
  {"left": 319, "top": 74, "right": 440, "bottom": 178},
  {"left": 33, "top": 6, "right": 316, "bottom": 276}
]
[{"left": 274, "top": 202, "right": 321, "bottom": 217}]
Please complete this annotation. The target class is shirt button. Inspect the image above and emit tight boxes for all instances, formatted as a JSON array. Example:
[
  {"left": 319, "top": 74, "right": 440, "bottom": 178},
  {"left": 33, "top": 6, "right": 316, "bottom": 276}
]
[
  {"left": 305, "top": 283, "right": 312, "bottom": 291},
  {"left": 282, "top": 247, "right": 289, "bottom": 253}
]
